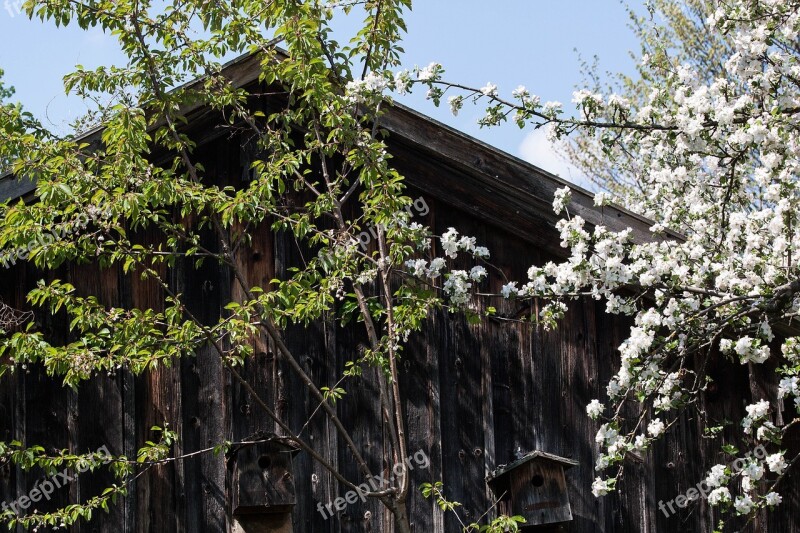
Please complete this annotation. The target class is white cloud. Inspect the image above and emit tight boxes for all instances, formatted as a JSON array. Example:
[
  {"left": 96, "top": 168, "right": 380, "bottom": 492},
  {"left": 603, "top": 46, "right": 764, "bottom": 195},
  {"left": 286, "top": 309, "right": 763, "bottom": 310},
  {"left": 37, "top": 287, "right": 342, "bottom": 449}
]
[{"left": 518, "top": 127, "right": 592, "bottom": 189}]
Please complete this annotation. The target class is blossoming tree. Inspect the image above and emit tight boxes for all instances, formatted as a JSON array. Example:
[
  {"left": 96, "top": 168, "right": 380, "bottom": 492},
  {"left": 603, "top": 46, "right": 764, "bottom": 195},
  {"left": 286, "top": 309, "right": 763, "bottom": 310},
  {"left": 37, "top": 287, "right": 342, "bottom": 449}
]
[{"left": 407, "top": 0, "right": 800, "bottom": 527}]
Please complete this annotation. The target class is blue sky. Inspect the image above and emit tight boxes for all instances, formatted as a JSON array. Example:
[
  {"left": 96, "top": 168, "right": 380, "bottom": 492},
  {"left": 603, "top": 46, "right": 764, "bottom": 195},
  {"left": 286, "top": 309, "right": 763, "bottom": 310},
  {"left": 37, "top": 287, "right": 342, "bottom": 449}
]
[{"left": 0, "top": 1, "right": 644, "bottom": 187}]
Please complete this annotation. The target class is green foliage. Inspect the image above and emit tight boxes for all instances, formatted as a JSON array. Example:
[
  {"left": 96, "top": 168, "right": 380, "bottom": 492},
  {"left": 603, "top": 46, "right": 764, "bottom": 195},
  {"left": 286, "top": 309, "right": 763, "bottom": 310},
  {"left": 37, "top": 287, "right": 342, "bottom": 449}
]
[
  {"left": 421, "top": 482, "right": 526, "bottom": 532},
  {"left": 420, "top": 481, "right": 462, "bottom": 513},
  {"left": 0, "top": 69, "right": 33, "bottom": 174},
  {"left": 136, "top": 425, "right": 178, "bottom": 464},
  {"left": 466, "top": 515, "right": 527, "bottom": 533},
  {"left": 0, "top": 441, "right": 130, "bottom": 530},
  {"left": 0, "top": 69, "right": 13, "bottom": 102},
  {"left": 0, "top": 0, "right": 447, "bottom": 529}
]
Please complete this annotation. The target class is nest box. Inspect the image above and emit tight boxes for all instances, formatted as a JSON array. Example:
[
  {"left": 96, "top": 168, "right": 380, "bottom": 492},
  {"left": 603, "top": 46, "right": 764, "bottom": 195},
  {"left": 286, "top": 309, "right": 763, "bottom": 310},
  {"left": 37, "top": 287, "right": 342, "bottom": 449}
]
[
  {"left": 228, "top": 438, "right": 301, "bottom": 515},
  {"left": 486, "top": 450, "right": 578, "bottom": 528}
]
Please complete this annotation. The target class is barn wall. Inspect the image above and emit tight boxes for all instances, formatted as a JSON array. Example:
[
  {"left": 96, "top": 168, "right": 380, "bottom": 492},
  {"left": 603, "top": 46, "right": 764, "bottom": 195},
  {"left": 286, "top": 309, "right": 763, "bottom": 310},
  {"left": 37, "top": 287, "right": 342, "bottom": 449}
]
[{"left": 1, "top": 121, "right": 799, "bottom": 533}]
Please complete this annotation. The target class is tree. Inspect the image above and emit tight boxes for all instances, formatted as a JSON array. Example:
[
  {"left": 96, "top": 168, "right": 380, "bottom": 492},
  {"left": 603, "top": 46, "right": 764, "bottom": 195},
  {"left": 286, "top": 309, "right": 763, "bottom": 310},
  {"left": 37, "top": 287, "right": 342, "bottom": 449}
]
[
  {"left": 420, "top": 0, "right": 800, "bottom": 528},
  {"left": 0, "top": 0, "right": 432, "bottom": 530},
  {"left": 0, "top": 1, "right": 528, "bottom": 531}
]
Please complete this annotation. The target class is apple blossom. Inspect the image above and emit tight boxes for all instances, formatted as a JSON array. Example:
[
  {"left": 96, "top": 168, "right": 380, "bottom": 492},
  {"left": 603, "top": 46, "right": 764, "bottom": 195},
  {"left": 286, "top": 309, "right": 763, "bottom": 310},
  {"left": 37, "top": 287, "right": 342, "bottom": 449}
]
[
  {"left": 766, "top": 453, "right": 787, "bottom": 475},
  {"left": 647, "top": 418, "right": 665, "bottom": 437},
  {"left": 765, "top": 492, "right": 782, "bottom": 506},
  {"left": 734, "top": 495, "right": 754, "bottom": 514},
  {"left": 708, "top": 487, "right": 732, "bottom": 506},
  {"left": 586, "top": 399, "right": 604, "bottom": 419}
]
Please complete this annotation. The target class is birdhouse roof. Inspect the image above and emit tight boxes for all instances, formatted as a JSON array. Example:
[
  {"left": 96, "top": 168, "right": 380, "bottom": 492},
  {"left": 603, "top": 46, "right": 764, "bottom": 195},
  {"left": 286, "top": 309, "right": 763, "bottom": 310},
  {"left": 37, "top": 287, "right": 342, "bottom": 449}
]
[{"left": 487, "top": 450, "right": 578, "bottom": 483}]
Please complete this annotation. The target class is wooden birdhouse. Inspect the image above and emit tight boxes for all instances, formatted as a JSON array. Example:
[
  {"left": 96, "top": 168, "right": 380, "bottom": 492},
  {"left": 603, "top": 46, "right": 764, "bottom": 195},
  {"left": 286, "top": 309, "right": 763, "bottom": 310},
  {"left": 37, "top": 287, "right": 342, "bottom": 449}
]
[
  {"left": 228, "top": 438, "right": 300, "bottom": 516},
  {"left": 486, "top": 450, "right": 577, "bottom": 529}
]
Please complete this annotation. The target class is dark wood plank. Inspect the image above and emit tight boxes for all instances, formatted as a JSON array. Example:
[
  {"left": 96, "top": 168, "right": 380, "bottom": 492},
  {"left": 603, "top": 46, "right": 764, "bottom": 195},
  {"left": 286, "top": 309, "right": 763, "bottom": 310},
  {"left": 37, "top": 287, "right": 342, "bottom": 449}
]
[
  {"left": 0, "top": 174, "right": 36, "bottom": 203},
  {"left": 68, "top": 261, "right": 128, "bottom": 533}
]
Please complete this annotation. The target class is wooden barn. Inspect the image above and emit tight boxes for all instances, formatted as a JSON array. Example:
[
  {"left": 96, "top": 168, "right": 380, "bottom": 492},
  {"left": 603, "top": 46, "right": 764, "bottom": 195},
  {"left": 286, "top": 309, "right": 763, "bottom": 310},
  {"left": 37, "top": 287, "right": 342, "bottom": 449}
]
[{"left": 0, "top": 53, "right": 798, "bottom": 532}]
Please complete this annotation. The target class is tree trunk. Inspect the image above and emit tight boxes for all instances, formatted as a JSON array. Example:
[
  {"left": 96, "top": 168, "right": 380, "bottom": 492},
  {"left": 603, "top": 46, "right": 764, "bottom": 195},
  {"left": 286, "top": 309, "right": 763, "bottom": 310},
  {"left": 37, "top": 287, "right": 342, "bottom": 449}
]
[{"left": 392, "top": 499, "right": 412, "bottom": 533}]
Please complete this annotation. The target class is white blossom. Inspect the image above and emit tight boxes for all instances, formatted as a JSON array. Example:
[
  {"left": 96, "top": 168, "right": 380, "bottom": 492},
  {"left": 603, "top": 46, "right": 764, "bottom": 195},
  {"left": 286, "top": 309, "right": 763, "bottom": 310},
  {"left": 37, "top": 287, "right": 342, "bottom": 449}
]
[
  {"left": 501, "top": 282, "right": 519, "bottom": 299},
  {"left": 706, "top": 464, "right": 729, "bottom": 488},
  {"left": 473, "top": 246, "right": 490, "bottom": 259},
  {"left": 765, "top": 492, "right": 782, "bottom": 506},
  {"left": 458, "top": 235, "right": 476, "bottom": 253},
  {"left": 766, "top": 453, "right": 787, "bottom": 475},
  {"left": 405, "top": 259, "right": 428, "bottom": 277},
  {"left": 411, "top": 2, "right": 800, "bottom": 507},
  {"left": 647, "top": 418, "right": 665, "bottom": 437},
  {"left": 708, "top": 487, "right": 731, "bottom": 506},
  {"left": 542, "top": 100, "right": 562, "bottom": 116},
  {"left": 393, "top": 70, "right": 412, "bottom": 94},
  {"left": 448, "top": 95, "right": 463, "bottom": 116},
  {"left": 591, "top": 477, "right": 612, "bottom": 497},
  {"left": 595, "top": 424, "right": 617, "bottom": 444},
  {"left": 443, "top": 270, "right": 472, "bottom": 306},
  {"left": 480, "top": 82, "right": 498, "bottom": 97},
  {"left": 743, "top": 462, "right": 764, "bottom": 481},
  {"left": 428, "top": 257, "right": 446, "bottom": 278},
  {"left": 745, "top": 400, "right": 770, "bottom": 419},
  {"left": 552, "top": 186, "right": 572, "bottom": 215},
  {"left": 356, "top": 269, "right": 377, "bottom": 285},
  {"left": 469, "top": 265, "right": 487, "bottom": 282},
  {"left": 440, "top": 228, "right": 460, "bottom": 258},
  {"left": 417, "top": 62, "right": 441, "bottom": 81},
  {"left": 734, "top": 494, "right": 754, "bottom": 514},
  {"left": 632, "top": 434, "right": 648, "bottom": 451},
  {"left": 586, "top": 399, "right": 603, "bottom": 419},
  {"left": 778, "top": 377, "right": 799, "bottom": 399},
  {"left": 594, "top": 191, "right": 612, "bottom": 206}
]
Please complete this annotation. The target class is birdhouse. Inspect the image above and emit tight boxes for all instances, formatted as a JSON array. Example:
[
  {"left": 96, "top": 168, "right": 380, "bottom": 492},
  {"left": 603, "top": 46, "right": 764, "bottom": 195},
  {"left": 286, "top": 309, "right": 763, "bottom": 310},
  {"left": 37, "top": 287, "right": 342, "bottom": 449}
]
[
  {"left": 486, "top": 450, "right": 577, "bottom": 528},
  {"left": 228, "top": 438, "right": 301, "bottom": 516}
]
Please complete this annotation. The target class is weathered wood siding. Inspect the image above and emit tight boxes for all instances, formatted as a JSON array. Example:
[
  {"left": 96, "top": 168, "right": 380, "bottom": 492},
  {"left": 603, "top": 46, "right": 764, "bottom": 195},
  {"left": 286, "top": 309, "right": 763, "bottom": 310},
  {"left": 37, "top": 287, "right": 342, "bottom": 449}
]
[{"left": 1, "top": 87, "right": 798, "bottom": 533}]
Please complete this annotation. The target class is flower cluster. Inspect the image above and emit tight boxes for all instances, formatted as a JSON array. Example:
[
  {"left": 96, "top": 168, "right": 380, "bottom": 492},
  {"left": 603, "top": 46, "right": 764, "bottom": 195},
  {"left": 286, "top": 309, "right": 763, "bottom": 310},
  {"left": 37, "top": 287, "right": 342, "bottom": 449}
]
[
  {"left": 402, "top": 228, "right": 490, "bottom": 307},
  {"left": 591, "top": 476, "right": 614, "bottom": 497},
  {"left": 552, "top": 186, "right": 571, "bottom": 215},
  {"left": 700, "top": 448, "right": 787, "bottom": 515},
  {"left": 778, "top": 376, "right": 800, "bottom": 411},
  {"left": 345, "top": 72, "right": 389, "bottom": 104},
  {"left": 741, "top": 400, "right": 778, "bottom": 441},
  {"left": 719, "top": 336, "right": 770, "bottom": 364}
]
